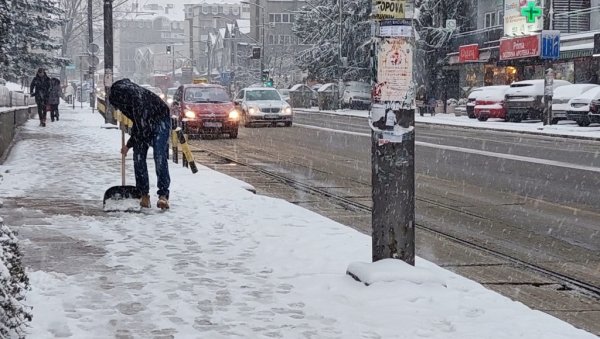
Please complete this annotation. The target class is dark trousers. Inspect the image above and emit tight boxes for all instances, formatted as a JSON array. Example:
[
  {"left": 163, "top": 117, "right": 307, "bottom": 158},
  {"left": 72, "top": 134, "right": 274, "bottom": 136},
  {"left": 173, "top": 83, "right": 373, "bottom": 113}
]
[
  {"left": 36, "top": 103, "right": 47, "bottom": 122},
  {"left": 50, "top": 105, "right": 59, "bottom": 120},
  {"left": 133, "top": 119, "right": 171, "bottom": 198}
]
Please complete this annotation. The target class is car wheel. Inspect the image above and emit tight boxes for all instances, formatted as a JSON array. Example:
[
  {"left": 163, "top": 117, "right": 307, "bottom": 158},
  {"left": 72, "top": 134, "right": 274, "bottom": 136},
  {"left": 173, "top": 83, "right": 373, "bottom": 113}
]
[
  {"left": 510, "top": 115, "right": 522, "bottom": 123},
  {"left": 577, "top": 118, "right": 591, "bottom": 127},
  {"left": 550, "top": 118, "right": 560, "bottom": 125},
  {"left": 229, "top": 129, "right": 238, "bottom": 139},
  {"left": 468, "top": 113, "right": 476, "bottom": 119},
  {"left": 477, "top": 116, "right": 488, "bottom": 121},
  {"left": 284, "top": 121, "right": 293, "bottom": 127},
  {"left": 242, "top": 112, "right": 252, "bottom": 127}
]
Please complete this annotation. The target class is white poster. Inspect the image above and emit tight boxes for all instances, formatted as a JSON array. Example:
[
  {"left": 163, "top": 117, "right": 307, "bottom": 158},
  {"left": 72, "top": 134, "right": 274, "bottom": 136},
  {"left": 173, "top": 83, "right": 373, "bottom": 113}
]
[
  {"left": 375, "top": 37, "right": 413, "bottom": 102},
  {"left": 504, "top": 0, "right": 544, "bottom": 36}
]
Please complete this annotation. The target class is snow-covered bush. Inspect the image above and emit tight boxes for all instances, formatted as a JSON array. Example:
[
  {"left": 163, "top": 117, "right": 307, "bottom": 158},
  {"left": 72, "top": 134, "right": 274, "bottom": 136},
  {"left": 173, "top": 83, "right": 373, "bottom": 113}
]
[
  {"left": 447, "top": 98, "right": 458, "bottom": 106},
  {"left": 0, "top": 218, "right": 32, "bottom": 338},
  {"left": 457, "top": 98, "right": 468, "bottom": 106}
]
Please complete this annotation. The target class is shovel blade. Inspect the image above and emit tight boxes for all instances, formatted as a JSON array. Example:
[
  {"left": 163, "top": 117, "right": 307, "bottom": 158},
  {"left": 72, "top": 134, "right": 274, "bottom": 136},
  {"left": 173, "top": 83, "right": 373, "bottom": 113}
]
[{"left": 103, "top": 185, "right": 143, "bottom": 212}]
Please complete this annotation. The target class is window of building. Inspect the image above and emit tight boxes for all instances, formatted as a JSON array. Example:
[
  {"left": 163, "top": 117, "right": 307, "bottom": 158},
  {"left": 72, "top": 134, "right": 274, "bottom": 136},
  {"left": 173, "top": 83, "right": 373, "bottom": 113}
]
[
  {"left": 498, "top": 11, "right": 504, "bottom": 26},
  {"left": 218, "top": 6, "right": 223, "bottom": 14},
  {"left": 268, "top": 13, "right": 293, "bottom": 23},
  {"left": 268, "top": 35, "right": 275, "bottom": 45},
  {"left": 485, "top": 12, "right": 496, "bottom": 28}
]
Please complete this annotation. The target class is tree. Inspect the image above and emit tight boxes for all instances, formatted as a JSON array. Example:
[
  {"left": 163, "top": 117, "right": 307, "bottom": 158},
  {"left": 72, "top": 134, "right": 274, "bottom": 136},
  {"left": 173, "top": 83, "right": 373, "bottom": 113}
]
[
  {"left": 292, "top": 0, "right": 372, "bottom": 82},
  {"left": 414, "top": 0, "right": 475, "bottom": 98},
  {"left": 0, "top": 0, "right": 66, "bottom": 80}
]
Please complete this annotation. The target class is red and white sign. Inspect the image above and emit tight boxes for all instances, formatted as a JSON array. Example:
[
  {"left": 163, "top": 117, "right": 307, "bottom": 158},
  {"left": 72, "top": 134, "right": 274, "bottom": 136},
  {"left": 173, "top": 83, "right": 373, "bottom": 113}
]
[
  {"left": 459, "top": 44, "right": 480, "bottom": 63},
  {"left": 499, "top": 35, "right": 540, "bottom": 60}
]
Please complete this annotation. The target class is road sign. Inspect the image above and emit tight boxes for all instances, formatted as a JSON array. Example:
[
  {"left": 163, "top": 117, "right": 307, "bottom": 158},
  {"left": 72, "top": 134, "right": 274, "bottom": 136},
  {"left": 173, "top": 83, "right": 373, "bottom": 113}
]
[
  {"left": 88, "top": 43, "right": 99, "bottom": 54},
  {"left": 89, "top": 55, "right": 100, "bottom": 66},
  {"left": 541, "top": 30, "right": 560, "bottom": 60}
]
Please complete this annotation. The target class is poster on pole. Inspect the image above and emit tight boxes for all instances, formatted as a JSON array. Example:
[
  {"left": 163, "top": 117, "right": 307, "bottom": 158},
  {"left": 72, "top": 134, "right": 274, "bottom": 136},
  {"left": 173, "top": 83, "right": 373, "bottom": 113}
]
[{"left": 374, "top": 38, "right": 413, "bottom": 103}]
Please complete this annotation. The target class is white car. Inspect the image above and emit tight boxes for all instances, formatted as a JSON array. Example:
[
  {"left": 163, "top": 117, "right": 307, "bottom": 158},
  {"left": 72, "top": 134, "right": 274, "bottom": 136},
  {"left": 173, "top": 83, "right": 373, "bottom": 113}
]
[
  {"left": 551, "top": 84, "right": 598, "bottom": 124},
  {"left": 505, "top": 79, "right": 571, "bottom": 122},
  {"left": 566, "top": 86, "right": 600, "bottom": 127},
  {"left": 342, "top": 81, "right": 371, "bottom": 109},
  {"left": 235, "top": 87, "right": 293, "bottom": 127}
]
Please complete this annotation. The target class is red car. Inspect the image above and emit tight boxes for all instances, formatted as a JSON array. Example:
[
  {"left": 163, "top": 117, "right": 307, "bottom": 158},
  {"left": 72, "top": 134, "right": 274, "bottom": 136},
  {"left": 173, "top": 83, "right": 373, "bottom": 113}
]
[
  {"left": 473, "top": 86, "right": 510, "bottom": 121},
  {"left": 170, "top": 84, "right": 240, "bottom": 139}
]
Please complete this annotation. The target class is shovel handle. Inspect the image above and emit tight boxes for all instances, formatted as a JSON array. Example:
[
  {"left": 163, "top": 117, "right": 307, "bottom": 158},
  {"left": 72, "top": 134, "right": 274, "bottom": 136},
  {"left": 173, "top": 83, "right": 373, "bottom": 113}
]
[{"left": 121, "top": 127, "right": 126, "bottom": 186}]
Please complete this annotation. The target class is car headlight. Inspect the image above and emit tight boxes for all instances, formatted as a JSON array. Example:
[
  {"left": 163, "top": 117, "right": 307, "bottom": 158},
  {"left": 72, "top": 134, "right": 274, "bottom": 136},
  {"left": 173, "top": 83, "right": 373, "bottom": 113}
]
[
  {"left": 229, "top": 110, "right": 240, "bottom": 120},
  {"left": 248, "top": 106, "right": 260, "bottom": 115},
  {"left": 167, "top": 98, "right": 173, "bottom": 104},
  {"left": 160, "top": 94, "right": 165, "bottom": 99},
  {"left": 184, "top": 110, "right": 196, "bottom": 119},
  {"left": 283, "top": 105, "right": 292, "bottom": 115}
]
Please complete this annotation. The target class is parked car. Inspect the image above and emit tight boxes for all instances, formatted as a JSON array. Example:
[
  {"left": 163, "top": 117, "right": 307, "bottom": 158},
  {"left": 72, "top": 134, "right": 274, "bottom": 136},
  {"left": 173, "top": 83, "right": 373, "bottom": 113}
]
[
  {"left": 551, "top": 84, "right": 599, "bottom": 125},
  {"left": 278, "top": 88, "right": 291, "bottom": 104},
  {"left": 473, "top": 86, "right": 510, "bottom": 121},
  {"left": 466, "top": 87, "right": 483, "bottom": 119},
  {"left": 342, "top": 81, "right": 371, "bottom": 109},
  {"left": 170, "top": 84, "right": 240, "bottom": 139},
  {"left": 235, "top": 87, "right": 293, "bottom": 127},
  {"left": 588, "top": 99, "right": 600, "bottom": 125},
  {"left": 504, "top": 79, "right": 571, "bottom": 122},
  {"left": 566, "top": 86, "right": 600, "bottom": 127},
  {"left": 166, "top": 87, "right": 178, "bottom": 106}
]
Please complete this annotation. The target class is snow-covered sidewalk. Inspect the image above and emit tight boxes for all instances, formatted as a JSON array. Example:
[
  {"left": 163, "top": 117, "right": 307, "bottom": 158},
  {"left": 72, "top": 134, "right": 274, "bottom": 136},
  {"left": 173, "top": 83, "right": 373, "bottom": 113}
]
[
  {"left": 0, "top": 106, "right": 597, "bottom": 338},
  {"left": 296, "top": 107, "right": 600, "bottom": 139}
]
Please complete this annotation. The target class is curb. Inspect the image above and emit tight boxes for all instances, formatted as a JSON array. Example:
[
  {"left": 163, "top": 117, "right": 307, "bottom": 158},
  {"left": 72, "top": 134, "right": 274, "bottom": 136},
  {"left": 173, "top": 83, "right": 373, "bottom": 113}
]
[{"left": 295, "top": 109, "right": 600, "bottom": 142}]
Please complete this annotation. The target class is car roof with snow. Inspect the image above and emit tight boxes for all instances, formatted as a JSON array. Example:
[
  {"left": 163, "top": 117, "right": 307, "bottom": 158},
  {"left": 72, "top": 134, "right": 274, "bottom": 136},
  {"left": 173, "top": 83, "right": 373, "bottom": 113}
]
[
  {"left": 570, "top": 86, "right": 600, "bottom": 101},
  {"left": 553, "top": 84, "right": 599, "bottom": 99}
]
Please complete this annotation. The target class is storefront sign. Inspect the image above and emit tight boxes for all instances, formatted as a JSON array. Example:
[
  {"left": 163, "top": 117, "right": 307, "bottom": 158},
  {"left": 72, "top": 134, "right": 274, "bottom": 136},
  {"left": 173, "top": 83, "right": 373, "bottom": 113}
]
[
  {"left": 499, "top": 35, "right": 540, "bottom": 60},
  {"left": 504, "top": 0, "right": 544, "bottom": 36},
  {"left": 459, "top": 44, "right": 480, "bottom": 63},
  {"left": 520, "top": 1, "right": 542, "bottom": 23},
  {"left": 540, "top": 30, "right": 560, "bottom": 60},
  {"left": 374, "top": 38, "right": 413, "bottom": 102},
  {"left": 594, "top": 33, "right": 600, "bottom": 57},
  {"left": 372, "top": 0, "right": 407, "bottom": 20}
]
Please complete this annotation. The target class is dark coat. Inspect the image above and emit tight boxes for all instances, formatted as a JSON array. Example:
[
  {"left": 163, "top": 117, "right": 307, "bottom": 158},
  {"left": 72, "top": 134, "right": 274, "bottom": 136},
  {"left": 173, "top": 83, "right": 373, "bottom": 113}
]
[
  {"left": 47, "top": 79, "right": 61, "bottom": 105},
  {"left": 108, "top": 78, "right": 170, "bottom": 148},
  {"left": 30, "top": 75, "right": 50, "bottom": 105}
]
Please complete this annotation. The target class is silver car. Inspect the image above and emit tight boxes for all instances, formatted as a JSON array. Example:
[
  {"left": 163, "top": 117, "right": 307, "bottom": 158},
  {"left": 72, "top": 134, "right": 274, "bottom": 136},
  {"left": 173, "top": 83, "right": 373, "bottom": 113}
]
[{"left": 234, "top": 87, "right": 293, "bottom": 127}]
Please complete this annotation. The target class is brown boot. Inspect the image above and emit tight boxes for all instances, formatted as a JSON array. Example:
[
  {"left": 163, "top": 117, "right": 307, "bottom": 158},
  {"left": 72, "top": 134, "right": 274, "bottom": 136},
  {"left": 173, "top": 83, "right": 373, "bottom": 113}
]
[
  {"left": 140, "top": 195, "right": 151, "bottom": 208},
  {"left": 157, "top": 195, "right": 169, "bottom": 210}
]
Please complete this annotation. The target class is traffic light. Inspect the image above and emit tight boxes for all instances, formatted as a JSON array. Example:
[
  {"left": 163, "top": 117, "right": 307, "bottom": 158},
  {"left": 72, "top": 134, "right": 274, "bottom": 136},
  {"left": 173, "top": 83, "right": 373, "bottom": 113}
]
[
  {"left": 265, "top": 78, "right": 274, "bottom": 87},
  {"left": 166, "top": 46, "right": 171, "bottom": 54},
  {"left": 252, "top": 47, "right": 261, "bottom": 59}
]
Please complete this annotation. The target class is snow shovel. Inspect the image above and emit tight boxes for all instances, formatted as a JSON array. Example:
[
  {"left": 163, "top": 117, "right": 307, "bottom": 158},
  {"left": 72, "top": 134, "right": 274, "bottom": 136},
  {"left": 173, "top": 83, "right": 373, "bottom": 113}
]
[{"left": 103, "top": 127, "right": 142, "bottom": 212}]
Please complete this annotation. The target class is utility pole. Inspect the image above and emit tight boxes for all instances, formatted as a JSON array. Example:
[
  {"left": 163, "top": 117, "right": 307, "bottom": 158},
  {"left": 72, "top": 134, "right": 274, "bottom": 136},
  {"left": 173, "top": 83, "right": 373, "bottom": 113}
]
[
  {"left": 172, "top": 44, "right": 175, "bottom": 85},
  {"left": 260, "top": 5, "right": 265, "bottom": 82},
  {"left": 88, "top": 0, "right": 95, "bottom": 110},
  {"left": 103, "top": 0, "right": 114, "bottom": 124},
  {"left": 79, "top": 55, "right": 84, "bottom": 109},
  {"left": 543, "top": 0, "right": 553, "bottom": 126},
  {"left": 207, "top": 39, "right": 212, "bottom": 83},
  {"left": 338, "top": 0, "right": 343, "bottom": 109},
  {"left": 368, "top": 1, "right": 415, "bottom": 265}
]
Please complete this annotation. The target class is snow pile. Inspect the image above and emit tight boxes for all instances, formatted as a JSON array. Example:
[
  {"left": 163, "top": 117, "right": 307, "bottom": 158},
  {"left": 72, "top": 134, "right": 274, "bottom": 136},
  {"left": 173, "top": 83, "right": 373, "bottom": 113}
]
[
  {"left": 0, "top": 217, "right": 32, "bottom": 339},
  {"left": 347, "top": 259, "right": 446, "bottom": 287}
]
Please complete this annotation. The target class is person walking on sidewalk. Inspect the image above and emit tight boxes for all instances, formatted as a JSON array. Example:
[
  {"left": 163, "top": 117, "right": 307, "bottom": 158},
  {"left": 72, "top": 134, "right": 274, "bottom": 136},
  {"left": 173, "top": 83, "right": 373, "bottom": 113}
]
[
  {"left": 30, "top": 68, "right": 50, "bottom": 126},
  {"left": 48, "top": 78, "right": 61, "bottom": 122},
  {"left": 108, "top": 78, "right": 171, "bottom": 210}
]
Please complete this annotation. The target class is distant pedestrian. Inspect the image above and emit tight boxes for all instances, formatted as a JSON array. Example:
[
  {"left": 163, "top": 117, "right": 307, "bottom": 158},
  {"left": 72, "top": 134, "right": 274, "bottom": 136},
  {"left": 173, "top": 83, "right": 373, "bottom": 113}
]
[
  {"left": 108, "top": 78, "right": 172, "bottom": 210},
  {"left": 48, "top": 78, "right": 61, "bottom": 122},
  {"left": 30, "top": 68, "right": 50, "bottom": 126},
  {"left": 65, "top": 83, "right": 74, "bottom": 104}
]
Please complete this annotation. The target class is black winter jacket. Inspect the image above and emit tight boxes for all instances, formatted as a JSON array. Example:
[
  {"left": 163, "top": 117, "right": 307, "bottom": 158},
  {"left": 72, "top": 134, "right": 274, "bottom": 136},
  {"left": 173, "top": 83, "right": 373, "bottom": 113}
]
[
  {"left": 30, "top": 75, "right": 50, "bottom": 105},
  {"left": 109, "top": 79, "right": 171, "bottom": 148}
]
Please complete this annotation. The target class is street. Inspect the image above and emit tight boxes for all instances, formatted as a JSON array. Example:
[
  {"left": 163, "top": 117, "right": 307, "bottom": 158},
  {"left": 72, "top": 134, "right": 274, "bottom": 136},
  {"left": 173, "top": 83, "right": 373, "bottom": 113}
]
[{"left": 190, "top": 111, "right": 600, "bottom": 334}]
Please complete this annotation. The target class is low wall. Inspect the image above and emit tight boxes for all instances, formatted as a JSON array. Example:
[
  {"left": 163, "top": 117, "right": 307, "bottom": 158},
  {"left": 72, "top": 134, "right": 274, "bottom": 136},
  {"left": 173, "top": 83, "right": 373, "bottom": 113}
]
[{"left": 0, "top": 107, "right": 32, "bottom": 162}]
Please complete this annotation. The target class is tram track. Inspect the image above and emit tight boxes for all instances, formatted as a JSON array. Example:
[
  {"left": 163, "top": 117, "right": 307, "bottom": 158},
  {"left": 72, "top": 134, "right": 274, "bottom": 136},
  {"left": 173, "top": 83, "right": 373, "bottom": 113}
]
[{"left": 188, "top": 145, "right": 600, "bottom": 301}]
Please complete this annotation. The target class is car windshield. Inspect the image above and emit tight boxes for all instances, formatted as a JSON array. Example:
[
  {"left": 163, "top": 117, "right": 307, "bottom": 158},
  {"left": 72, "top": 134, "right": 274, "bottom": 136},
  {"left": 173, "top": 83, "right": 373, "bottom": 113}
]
[
  {"left": 346, "top": 82, "right": 370, "bottom": 92},
  {"left": 246, "top": 90, "right": 281, "bottom": 101},
  {"left": 184, "top": 87, "right": 230, "bottom": 103}
]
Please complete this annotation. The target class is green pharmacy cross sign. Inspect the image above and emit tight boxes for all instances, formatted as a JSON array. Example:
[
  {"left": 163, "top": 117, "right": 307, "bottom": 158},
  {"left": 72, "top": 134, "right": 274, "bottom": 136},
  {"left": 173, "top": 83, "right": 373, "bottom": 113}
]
[{"left": 521, "top": 1, "right": 542, "bottom": 23}]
